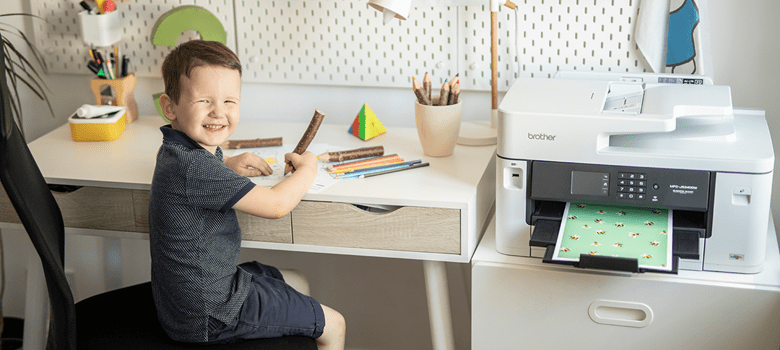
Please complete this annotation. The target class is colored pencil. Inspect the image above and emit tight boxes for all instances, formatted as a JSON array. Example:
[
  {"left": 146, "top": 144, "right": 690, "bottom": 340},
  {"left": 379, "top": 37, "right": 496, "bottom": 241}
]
[
  {"left": 337, "top": 160, "right": 423, "bottom": 179},
  {"left": 328, "top": 154, "right": 401, "bottom": 170},
  {"left": 359, "top": 162, "right": 430, "bottom": 178},
  {"left": 330, "top": 157, "right": 406, "bottom": 174},
  {"left": 412, "top": 77, "right": 431, "bottom": 105}
]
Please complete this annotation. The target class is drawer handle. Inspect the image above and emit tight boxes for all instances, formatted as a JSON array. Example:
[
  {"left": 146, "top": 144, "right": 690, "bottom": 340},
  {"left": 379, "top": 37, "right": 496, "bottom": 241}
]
[
  {"left": 588, "top": 300, "right": 653, "bottom": 328},
  {"left": 350, "top": 203, "right": 401, "bottom": 214}
]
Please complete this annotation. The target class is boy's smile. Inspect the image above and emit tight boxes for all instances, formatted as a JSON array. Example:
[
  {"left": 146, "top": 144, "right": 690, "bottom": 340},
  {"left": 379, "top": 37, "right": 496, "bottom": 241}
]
[{"left": 161, "top": 65, "right": 242, "bottom": 154}]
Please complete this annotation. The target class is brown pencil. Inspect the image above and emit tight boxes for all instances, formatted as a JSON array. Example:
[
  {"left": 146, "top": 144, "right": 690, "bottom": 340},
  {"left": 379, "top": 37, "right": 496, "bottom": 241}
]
[
  {"left": 438, "top": 80, "right": 450, "bottom": 106},
  {"left": 220, "top": 137, "right": 283, "bottom": 149},
  {"left": 412, "top": 77, "right": 431, "bottom": 105},
  {"left": 448, "top": 81, "right": 460, "bottom": 105},
  {"left": 318, "top": 145, "right": 384, "bottom": 163},
  {"left": 285, "top": 109, "right": 325, "bottom": 174},
  {"left": 423, "top": 72, "right": 432, "bottom": 103},
  {"left": 448, "top": 74, "right": 459, "bottom": 91}
]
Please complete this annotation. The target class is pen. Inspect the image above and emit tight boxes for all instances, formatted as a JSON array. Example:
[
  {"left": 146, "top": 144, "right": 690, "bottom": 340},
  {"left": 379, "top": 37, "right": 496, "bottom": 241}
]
[
  {"left": 121, "top": 56, "right": 129, "bottom": 77},
  {"left": 79, "top": 1, "right": 95, "bottom": 14}
]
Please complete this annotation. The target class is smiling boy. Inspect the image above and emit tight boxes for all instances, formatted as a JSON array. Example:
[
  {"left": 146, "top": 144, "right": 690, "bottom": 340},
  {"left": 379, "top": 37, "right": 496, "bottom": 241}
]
[{"left": 149, "top": 40, "right": 345, "bottom": 348}]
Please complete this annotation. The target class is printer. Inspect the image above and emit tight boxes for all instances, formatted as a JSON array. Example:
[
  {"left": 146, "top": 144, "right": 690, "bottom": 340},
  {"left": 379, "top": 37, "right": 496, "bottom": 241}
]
[{"left": 495, "top": 72, "right": 774, "bottom": 274}]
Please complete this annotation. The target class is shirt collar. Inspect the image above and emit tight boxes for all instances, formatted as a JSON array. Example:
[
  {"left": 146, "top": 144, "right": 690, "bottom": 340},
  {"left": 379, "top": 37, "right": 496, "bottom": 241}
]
[{"left": 160, "top": 125, "right": 224, "bottom": 158}]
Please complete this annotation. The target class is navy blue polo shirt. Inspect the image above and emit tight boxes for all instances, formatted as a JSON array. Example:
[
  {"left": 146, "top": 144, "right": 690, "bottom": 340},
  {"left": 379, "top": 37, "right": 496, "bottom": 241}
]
[{"left": 149, "top": 125, "right": 255, "bottom": 342}]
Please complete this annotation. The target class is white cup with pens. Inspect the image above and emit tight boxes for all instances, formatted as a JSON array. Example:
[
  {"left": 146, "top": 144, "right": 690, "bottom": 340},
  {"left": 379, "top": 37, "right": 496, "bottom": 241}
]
[
  {"left": 78, "top": 1, "right": 123, "bottom": 47},
  {"left": 413, "top": 74, "right": 462, "bottom": 157}
]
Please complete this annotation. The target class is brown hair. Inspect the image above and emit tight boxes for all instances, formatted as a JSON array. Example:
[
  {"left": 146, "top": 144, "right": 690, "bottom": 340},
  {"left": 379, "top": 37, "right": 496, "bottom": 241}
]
[{"left": 161, "top": 40, "right": 242, "bottom": 104}]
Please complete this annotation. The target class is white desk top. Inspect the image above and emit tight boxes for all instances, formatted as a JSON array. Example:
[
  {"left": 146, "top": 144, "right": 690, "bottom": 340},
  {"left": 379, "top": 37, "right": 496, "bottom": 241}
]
[
  {"left": 28, "top": 115, "right": 496, "bottom": 210},
  {"left": 474, "top": 214, "right": 780, "bottom": 289}
]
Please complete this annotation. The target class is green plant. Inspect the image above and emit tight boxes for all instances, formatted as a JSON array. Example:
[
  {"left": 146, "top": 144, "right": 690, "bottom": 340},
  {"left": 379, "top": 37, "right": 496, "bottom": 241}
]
[{"left": 1, "top": 13, "right": 54, "bottom": 139}]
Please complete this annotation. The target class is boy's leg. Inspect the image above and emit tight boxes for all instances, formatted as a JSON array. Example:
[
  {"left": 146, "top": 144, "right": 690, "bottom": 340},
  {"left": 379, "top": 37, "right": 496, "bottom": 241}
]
[
  {"left": 317, "top": 304, "right": 346, "bottom": 350},
  {"left": 278, "top": 268, "right": 310, "bottom": 296}
]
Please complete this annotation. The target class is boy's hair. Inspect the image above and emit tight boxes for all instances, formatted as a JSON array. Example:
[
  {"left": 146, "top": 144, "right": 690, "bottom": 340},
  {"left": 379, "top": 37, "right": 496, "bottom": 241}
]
[{"left": 161, "top": 40, "right": 242, "bottom": 104}]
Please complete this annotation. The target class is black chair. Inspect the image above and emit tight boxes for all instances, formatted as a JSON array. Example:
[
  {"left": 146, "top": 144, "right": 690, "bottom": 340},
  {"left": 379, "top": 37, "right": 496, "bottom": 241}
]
[{"left": 0, "top": 33, "right": 316, "bottom": 350}]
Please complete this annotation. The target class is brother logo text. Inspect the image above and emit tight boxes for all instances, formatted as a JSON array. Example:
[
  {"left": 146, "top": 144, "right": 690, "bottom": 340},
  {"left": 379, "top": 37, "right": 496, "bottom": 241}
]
[{"left": 528, "top": 133, "right": 556, "bottom": 141}]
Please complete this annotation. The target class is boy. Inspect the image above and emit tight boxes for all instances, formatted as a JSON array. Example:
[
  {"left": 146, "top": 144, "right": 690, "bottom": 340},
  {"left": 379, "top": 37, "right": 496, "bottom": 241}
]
[{"left": 149, "top": 40, "right": 345, "bottom": 349}]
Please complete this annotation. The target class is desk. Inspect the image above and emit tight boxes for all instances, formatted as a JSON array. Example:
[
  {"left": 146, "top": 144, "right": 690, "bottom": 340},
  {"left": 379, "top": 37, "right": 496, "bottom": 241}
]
[
  {"left": 0, "top": 115, "right": 496, "bottom": 349},
  {"left": 471, "top": 214, "right": 780, "bottom": 349}
]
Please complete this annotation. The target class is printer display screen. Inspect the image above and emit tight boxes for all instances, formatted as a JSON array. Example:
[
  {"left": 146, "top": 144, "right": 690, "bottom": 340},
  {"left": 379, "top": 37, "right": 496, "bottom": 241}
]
[{"left": 571, "top": 171, "right": 610, "bottom": 196}]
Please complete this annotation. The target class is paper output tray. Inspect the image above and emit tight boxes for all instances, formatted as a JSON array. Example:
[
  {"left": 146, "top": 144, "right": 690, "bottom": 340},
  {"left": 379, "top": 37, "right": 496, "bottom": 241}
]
[{"left": 530, "top": 218, "right": 698, "bottom": 274}]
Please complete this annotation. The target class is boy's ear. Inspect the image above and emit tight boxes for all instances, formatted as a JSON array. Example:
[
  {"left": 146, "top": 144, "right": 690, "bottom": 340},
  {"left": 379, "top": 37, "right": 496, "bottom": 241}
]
[{"left": 159, "top": 94, "right": 177, "bottom": 121}]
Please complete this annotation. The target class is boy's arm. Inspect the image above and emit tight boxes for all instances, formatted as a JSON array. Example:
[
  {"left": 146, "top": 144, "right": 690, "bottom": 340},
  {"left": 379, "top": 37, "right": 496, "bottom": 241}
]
[{"left": 233, "top": 151, "right": 317, "bottom": 219}]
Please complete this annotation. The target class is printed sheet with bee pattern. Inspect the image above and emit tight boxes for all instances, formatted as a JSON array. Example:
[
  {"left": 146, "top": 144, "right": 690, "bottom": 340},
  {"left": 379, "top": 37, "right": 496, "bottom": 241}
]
[{"left": 553, "top": 202, "right": 673, "bottom": 271}]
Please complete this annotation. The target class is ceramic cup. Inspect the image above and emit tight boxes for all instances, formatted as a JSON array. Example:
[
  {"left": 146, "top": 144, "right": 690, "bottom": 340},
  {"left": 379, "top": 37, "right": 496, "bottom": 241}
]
[{"left": 414, "top": 95, "right": 462, "bottom": 157}]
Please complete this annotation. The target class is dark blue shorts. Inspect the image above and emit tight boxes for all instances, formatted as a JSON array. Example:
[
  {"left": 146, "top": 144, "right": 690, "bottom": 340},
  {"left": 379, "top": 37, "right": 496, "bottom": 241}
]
[{"left": 207, "top": 261, "right": 325, "bottom": 343}]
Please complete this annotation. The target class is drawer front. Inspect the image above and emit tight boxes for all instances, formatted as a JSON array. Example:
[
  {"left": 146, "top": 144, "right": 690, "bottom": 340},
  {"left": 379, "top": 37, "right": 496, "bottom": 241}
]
[
  {"left": 472, "top": 262, "right": 780, "bottom": 349},
  {"left": 292, "top": 201, "right": 460, "bottom": 254},
  {"left": 54, "top": 186, "right": 136, "bottom": 232},
  {"left": 237, "top": 211, "right": 292, "bottom": 243}
]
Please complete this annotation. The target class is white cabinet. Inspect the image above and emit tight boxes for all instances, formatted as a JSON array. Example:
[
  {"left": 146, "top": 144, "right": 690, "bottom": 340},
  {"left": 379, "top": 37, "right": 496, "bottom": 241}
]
[{"left": 472, "top": 217, "right": 780, "bottom": 349}]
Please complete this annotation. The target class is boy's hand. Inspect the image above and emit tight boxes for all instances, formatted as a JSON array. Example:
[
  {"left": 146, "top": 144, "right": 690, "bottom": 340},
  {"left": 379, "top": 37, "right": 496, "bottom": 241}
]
[
  {"left": 284, "top": 151, "right": 318, "bottom": 175},
  {"left": 224, "top": 153, "right": 273, "bottom": 176}
]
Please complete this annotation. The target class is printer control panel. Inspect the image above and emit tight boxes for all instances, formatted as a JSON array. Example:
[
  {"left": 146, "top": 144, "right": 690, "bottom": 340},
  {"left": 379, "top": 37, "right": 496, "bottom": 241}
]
[
  {"left": 617, "top": 172, "right": 647, "bottom": 200},
  {"left": 530, "top": 161, "right": 711, "bottom": 211}
]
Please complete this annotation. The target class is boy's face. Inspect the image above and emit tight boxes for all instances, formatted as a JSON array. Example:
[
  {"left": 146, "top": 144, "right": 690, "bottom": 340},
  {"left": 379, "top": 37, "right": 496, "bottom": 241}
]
[{"left": 161, "top": 65, "right": 241, "bottom": 154}]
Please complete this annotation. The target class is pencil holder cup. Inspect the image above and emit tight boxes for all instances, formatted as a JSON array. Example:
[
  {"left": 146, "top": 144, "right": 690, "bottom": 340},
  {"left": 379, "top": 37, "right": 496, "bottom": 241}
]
[
  {"left": 78, "top": 10, "right": 123, "bottom": 47},
  {"left": 90, "top": 73, "right": 138, "bottom": 123},
  {"left": 414, "top": 95, "right": 462, "bottom": 157}
]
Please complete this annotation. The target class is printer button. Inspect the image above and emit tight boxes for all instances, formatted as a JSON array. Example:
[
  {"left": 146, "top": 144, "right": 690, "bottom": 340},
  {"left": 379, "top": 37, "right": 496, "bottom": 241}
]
[
  {"left": 628, "top": 180, "right": 636, "bottom": 186},
  {"left": 628, "top": 173, "right": 636, "bottom": 179},
  {"left": 638, "top": 180, "right": 646, "bottom": 187},
  {"left": 619, "top": 172, "right": 629, "bottom": 179},
  {"left": 637, "top": 187, "right": 646, "bottom": 193},
  {"left": 617, "top": 186, "right": 626, "bottom": 192},
  {"left": 618, "top": 193, "right": 626, "bottom": 199},
  {"left": 637, "top": 174, "right": 646, "bottom": 180},
  {"left": 638, "top": 194, "right": 646, "bottom": 200},
  {"left": 627, "top": 193, "right": 636, "bottom": 199},
  {"left": 627, "top": 187, "right": 636, "bottom": 193},
  {"left": 618, "top": 180, "right": 627, "bottom": 186}
]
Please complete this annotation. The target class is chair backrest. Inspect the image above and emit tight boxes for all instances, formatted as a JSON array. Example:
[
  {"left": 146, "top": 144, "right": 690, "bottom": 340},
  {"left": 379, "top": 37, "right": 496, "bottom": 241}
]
[{"left": 0, "top": 33, "right": 77, "bottom": 350}]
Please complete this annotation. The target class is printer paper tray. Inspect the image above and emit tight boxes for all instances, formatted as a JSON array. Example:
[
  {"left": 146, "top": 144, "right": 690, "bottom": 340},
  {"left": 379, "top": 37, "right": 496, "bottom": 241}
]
[{"left": 531, "top": 218, "right": 699, "bottom": 274}]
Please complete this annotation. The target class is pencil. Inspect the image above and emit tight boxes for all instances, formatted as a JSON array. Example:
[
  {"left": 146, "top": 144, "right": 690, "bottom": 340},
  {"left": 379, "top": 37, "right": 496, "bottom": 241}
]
[
  {"left": 448, "top": 74, "right": 459, "bottom": 91},
  {"left": 337, "top": 160, "right": 423, "bottom": 179},
  {"left": 317, "top": 145, "right": 384, "bottom": 162},
  {"left": 285, "top": 110, "right": 325, "bottom": 174},
  {"left": 438, "top": 79, "right": 450, "bottom": 106},
  {"left": 328, "top": 154, "right": 401, "bottom": 171},
  {"left": 330, "top": 157, "right": 405, "bottom": 174},
  {"left": 359, "top": 162, "right": 430, "bottom": 178},
  {"left": 448, "top": 80, "right": 460, "bottom": 105},
  {"left": 412, "top": 77, "right": 431, "bottom": 105},
  {"left": 221, "top": 137, "right": 283, "bottom": 149},
  {"left": 423, "top": 72, "right": 432, "bottom": 103}
]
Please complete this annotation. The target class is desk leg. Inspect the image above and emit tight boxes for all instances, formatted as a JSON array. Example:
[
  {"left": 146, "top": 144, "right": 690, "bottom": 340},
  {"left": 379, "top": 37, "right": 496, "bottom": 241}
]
[
  {"left": 104, "top": 237, "right": 122, "bottom": 291},
  {"left": 423, "top": 260, "right": 455, "bottom": 350},
  {"left": 24, "top": 252, "right": 48, "bottom": 350}
]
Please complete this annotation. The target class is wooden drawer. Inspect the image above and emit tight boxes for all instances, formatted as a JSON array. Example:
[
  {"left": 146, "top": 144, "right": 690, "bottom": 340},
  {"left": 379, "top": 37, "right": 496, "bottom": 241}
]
[
  {"left": 1, "top": 185, "right": 135, "bottom": 231},
  {"left": 54, "top": 186, "right": 136, "bottom": 232},
  {"left": 291, "top": 201, "right": 460, "bottom": 254}
]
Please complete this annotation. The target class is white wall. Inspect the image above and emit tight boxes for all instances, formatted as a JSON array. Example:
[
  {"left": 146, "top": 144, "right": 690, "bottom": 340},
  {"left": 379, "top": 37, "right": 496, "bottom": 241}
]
[{"left": 2, "top": 0, "right": 779, "bottom": 349}]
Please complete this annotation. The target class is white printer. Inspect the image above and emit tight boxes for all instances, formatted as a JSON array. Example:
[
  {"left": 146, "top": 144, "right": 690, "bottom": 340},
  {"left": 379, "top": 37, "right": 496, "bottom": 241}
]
[{"left": 495, "top": 72, "right": 774, "bottom": 273}]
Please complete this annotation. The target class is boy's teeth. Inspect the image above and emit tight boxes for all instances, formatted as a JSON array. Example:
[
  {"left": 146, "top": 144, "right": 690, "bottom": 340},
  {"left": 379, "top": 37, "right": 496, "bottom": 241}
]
[{"left": 204, "top": 125, "right": 224, "bottom": 130}]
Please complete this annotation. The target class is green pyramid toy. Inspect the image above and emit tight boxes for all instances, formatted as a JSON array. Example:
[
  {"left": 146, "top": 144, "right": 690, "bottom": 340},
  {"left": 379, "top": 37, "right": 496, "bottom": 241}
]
[{"left": 348, "top": 103, "right": 386, "bottom": 140}]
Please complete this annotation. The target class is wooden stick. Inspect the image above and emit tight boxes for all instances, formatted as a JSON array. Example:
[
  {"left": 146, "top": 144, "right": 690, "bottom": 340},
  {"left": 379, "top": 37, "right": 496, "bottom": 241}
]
[
  {"left": 423, "top": 72, "right": 432, "bottom": 103},
  {"left": 438, "top": 80, "right": 450, "bottom": 106},
  {"left": 220, "top": 137, "right": 282, "bottom": 149},
  {"left": 318, "top": 145, "right": 384, "bottom": 163},
  {"left": 285, "top": 109, "right": 325, "bottom": 174}
]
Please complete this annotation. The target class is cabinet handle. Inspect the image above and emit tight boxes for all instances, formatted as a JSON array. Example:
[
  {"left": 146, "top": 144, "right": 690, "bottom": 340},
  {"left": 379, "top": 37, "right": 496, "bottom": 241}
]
[{"left": 588, "top": 300, "right": 653, "bottom": 328}]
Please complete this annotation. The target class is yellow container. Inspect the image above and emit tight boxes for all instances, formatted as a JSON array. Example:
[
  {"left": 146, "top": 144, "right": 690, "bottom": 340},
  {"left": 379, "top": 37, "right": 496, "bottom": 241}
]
[{"left": 69, "top": 109, "right": 127, "bottom": 141}]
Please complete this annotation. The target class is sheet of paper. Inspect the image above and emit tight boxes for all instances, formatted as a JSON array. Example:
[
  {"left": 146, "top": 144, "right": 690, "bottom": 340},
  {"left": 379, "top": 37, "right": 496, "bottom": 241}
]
[
  {"left": 552, "top": 202, "right": 673, "bottom": 271},
  {"left": 231, "top": 143, "right": 344, "bottom": 194}
]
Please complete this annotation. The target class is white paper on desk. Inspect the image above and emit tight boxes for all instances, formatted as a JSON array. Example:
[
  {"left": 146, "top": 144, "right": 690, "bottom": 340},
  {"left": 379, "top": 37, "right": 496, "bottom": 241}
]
[{"left": 231, "top": 143, "right": 343, "bottom": 194}]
